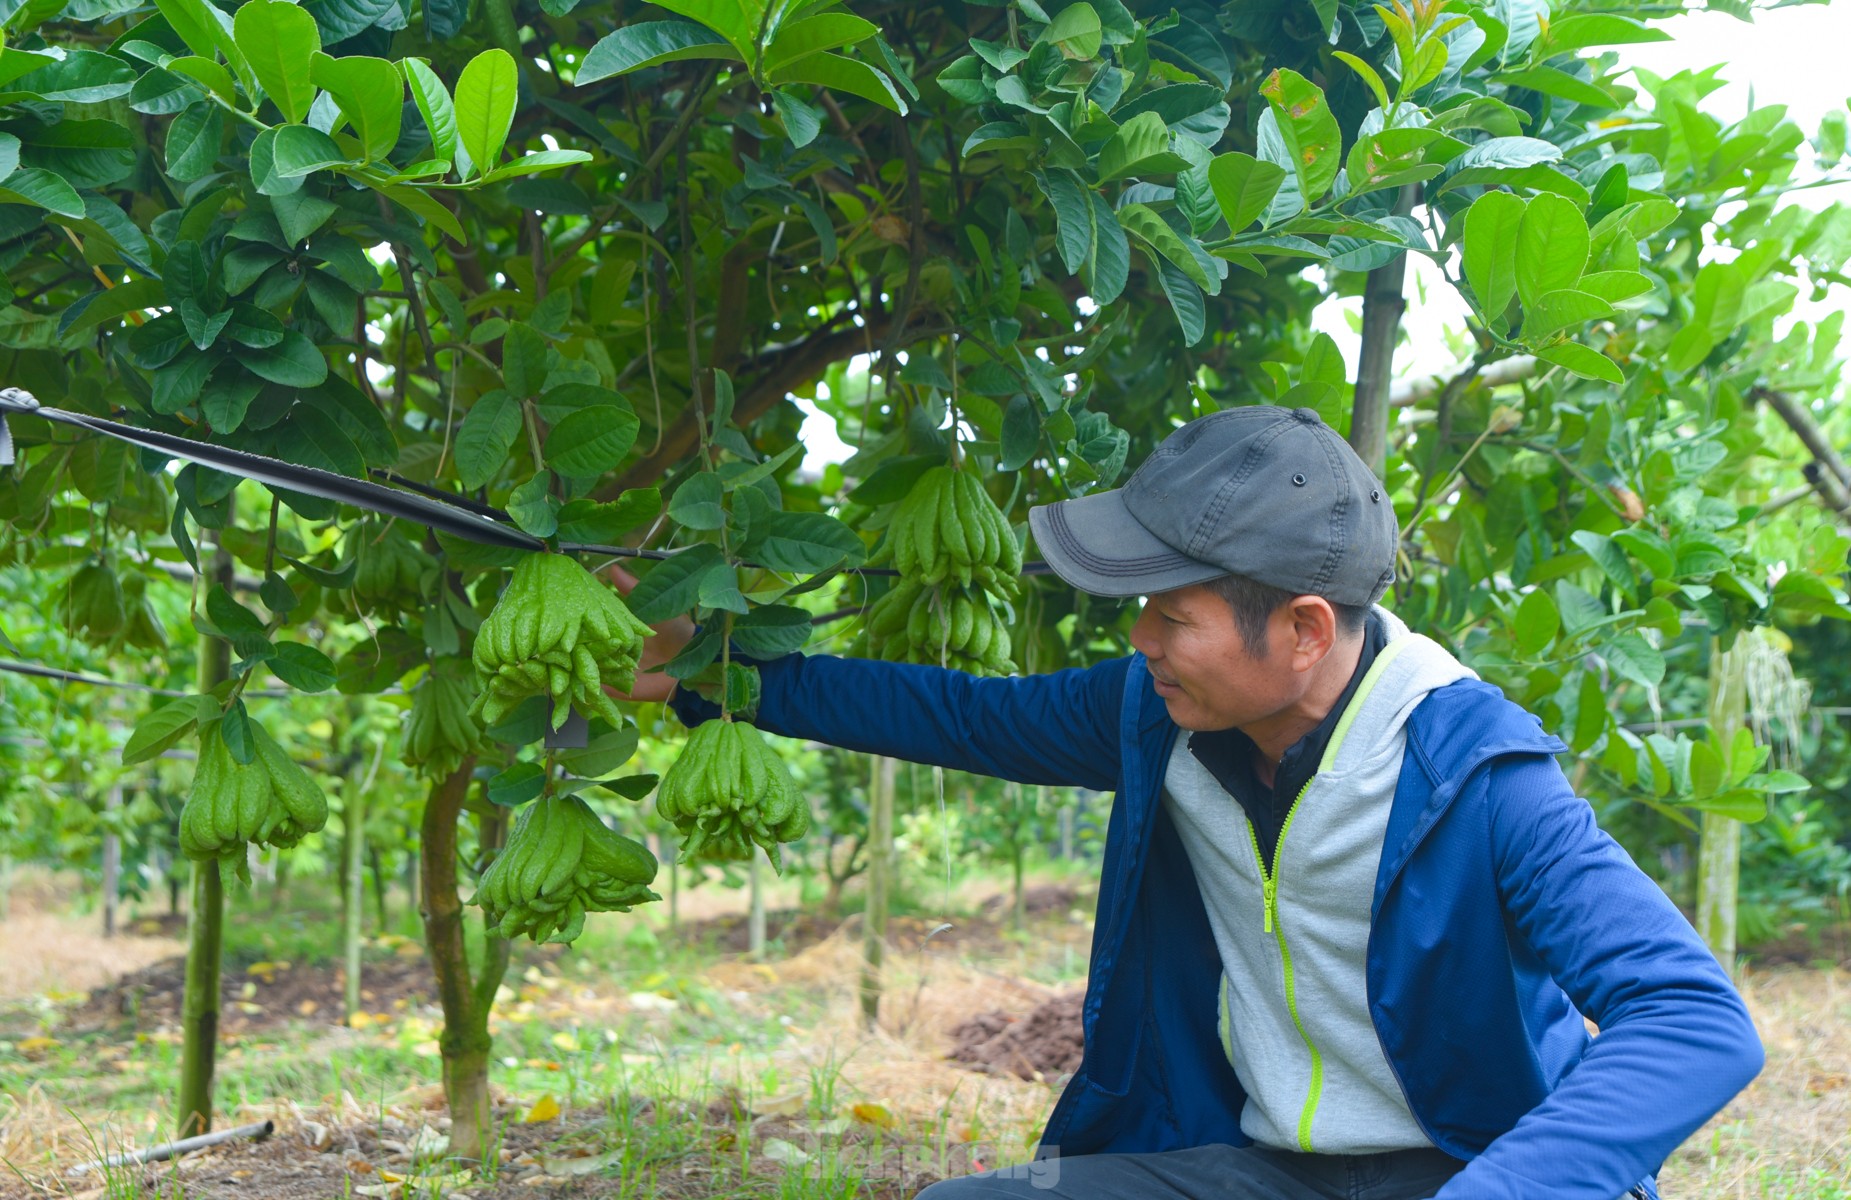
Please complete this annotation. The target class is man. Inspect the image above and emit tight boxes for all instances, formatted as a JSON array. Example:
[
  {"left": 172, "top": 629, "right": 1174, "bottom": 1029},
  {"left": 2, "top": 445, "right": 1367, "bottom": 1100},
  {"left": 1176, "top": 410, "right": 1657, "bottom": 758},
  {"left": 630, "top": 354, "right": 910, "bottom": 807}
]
[{"left": 615, "top": 406, "right": 1762, "bottom": 1200}]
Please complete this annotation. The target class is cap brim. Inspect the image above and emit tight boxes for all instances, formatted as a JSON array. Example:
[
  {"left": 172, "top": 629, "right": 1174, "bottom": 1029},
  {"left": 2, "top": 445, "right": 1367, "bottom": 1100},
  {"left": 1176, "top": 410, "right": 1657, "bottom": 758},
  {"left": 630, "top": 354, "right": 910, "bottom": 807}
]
[{"left": 1028, "top": 491, "right": 1225, "bottom": 598}]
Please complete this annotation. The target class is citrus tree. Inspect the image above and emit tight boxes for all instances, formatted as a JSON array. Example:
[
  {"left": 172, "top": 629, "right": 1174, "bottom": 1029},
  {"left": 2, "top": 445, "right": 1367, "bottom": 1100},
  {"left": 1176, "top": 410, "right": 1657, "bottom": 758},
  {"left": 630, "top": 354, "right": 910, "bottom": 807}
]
[{"left": 2, "top": 0, "right": 1849, "bottom": 1165}]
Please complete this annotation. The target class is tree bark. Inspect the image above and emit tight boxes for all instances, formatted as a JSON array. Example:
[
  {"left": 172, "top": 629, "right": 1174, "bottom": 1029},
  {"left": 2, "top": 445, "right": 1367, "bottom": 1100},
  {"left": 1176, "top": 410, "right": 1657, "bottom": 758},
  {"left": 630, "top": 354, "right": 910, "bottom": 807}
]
[
  {"left": 177, "top": 544, "right": 232, "bottom": 1139},
  {"left": 1696, "top": 637, "right": 1749, "bottom": 975},
  {"left": 748, "top": 850, "right": 766, "bottom": 959},
  {"left": 343, "top": 767, "right": 368, "bottom": 1025},
  {"left": 1349, "top": 185, "right": 1418, "bottom": 479},
  {"left": 101, "top": 783, "right": 121, "bottom": 938},
  {"left": 859, "top": 755, "right": 896, "bottom": 1030},
  {"left": 418, "top": 759, "right": 511, "bottom": 1164}
]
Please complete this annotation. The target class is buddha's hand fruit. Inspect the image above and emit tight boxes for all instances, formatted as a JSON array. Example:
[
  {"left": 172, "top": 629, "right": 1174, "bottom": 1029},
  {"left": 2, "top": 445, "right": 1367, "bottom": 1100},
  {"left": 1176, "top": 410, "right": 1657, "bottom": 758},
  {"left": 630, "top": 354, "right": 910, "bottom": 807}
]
[
  {"left": 178, "top": 721, "right": 329, "bottom": 885},
  {"left": 655, "top": 719, "right": 808, "bottom": 871},
  {"left": 468, "top": 793, "right": 659, "bottom": 943},
  {"left": 469, "top": 552, "right": 654, "bottom": 732},
  {"left": 403, "top": 656, "right": 485, "bottom": 780}
]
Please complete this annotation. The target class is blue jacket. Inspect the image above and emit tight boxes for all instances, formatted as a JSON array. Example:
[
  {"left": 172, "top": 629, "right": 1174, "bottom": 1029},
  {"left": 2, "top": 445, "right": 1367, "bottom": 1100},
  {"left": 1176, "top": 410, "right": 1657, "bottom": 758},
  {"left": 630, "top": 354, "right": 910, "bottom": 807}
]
[{"left": 675, "top": 649, "right": 1764, "bottom": 1199}]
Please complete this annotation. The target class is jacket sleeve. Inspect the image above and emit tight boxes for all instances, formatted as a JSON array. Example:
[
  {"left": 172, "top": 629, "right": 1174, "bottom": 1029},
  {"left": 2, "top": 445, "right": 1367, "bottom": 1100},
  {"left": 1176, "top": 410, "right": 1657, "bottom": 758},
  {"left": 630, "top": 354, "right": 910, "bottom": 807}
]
[
  {"left": 669, "top": 652, "right": 1130, "bottom": 792},
  {"left": 1433, "top": 755, "right": 1764, "bottom": 1200}
]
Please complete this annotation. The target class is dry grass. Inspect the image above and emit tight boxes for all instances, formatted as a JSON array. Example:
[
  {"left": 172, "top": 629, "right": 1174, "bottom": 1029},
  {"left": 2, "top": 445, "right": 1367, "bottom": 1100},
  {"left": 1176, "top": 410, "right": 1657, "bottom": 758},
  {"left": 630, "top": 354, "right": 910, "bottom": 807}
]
[
  {"left": 1661, "top": 966, "right": 1851, "bottom": 1197},
  {"left": 0, "top": 882, "right": 183, "bottom": 1004}
]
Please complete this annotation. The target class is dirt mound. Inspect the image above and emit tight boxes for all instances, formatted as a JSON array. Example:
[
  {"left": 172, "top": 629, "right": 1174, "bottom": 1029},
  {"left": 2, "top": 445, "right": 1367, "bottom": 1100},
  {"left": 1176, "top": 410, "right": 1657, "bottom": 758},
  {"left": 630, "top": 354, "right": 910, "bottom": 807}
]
[
  {"left": 979, "top": 884, "right": 1080, "bottom": 917},
  {"left": 67, "top": 952, "right": 440, "bottom": 1036},
  {"left": 947, "top": 991, "right": 1084, "bottom": 1084}
]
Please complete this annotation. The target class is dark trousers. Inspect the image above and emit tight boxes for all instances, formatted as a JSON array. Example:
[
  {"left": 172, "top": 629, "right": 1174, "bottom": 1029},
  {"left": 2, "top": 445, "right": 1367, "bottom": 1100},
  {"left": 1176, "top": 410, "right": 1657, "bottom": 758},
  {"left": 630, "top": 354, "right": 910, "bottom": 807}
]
[{"left": 916, "top": 1144, "right": 1468, "bottom": 1200}]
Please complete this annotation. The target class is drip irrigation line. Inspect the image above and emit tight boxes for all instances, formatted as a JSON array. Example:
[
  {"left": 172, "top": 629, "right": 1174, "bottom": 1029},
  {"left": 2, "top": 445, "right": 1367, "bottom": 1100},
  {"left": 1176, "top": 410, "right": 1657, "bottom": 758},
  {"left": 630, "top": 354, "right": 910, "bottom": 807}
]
[
  {"left": 0, "top": 657, "right": 299, "bottom": 698},
  {"left": 0, "top": 388, "right": 1063, "bottom": 580}
]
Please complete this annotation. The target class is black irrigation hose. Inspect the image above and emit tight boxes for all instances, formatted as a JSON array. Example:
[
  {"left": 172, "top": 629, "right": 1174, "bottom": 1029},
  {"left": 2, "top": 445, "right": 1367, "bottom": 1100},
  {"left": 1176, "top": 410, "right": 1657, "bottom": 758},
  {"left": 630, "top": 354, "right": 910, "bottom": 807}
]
[
  {"left": 0, "top": 389, "right": 1063, "bottom": 580},
  {"left": 0, "top": 657, "right": 297, "bottom": 698}
]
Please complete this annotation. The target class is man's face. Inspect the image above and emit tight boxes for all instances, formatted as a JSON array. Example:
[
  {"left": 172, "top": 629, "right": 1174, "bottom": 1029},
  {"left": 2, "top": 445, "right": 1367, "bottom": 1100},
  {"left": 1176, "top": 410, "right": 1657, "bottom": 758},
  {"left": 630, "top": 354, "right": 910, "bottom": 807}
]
[{"left": 1127, "top": 584, "right": 1304, "bottom": 732}]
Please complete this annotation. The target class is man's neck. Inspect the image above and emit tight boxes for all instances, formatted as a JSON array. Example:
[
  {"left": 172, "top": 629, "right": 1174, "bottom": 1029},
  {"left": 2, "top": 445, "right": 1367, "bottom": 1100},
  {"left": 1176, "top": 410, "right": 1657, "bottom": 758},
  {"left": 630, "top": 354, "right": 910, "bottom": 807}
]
[{"left": 1245, "top": 633, "right": 1367, "bottom": 788}]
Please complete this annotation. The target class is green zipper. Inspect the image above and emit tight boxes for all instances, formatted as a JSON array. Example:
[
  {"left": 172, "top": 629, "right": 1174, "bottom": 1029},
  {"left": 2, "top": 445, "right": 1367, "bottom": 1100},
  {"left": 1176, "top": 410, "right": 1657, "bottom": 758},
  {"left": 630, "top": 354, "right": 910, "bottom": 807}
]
[
  {"left": 1234, "top": 635, "right": 1417, "bottom": 1154},
  {"left": 1248, "top": 781, "right": 1322, "bottom": 1151}
]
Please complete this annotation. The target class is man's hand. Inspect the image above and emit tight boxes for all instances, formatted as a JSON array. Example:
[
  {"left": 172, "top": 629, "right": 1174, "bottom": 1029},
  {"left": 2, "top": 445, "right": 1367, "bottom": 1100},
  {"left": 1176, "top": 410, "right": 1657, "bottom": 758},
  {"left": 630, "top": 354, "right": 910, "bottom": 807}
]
[{"left": 606, "top": 563, "right": 695, "bottom": 703}]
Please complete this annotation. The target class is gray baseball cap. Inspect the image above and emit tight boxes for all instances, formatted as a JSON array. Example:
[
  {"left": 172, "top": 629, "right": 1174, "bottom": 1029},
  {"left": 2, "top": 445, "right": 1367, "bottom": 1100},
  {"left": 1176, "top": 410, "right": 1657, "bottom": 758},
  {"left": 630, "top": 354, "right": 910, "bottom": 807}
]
[{"left": 1027, "top": 406, "right": 1396, "bottom": 605}]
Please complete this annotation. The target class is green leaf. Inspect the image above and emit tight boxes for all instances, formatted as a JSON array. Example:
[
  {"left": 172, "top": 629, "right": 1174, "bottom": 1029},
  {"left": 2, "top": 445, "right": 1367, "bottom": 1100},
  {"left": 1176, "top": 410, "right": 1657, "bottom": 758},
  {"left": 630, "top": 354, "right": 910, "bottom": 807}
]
[
  {"left": 1569, "top": 530, "right": 1637, "bottom": 596},
  {"left": 1117, "top": 203, "right": 1214, "bottom": 293},
  {"left": 1753, "top": 769, "right": 1810, "bottom": 795},
  {"left": 555, "top": 489, "right": 662, "bottom": 544},
  {"left": 1207, "top": 152, "right": 1286, "bottom": 233},
  {"left": 768, "top": 52, "right": 905, "bottom": 114},
  {"left": 11, "top": 49, "right": 137, "bottom": 103},
  {"left": 455, "top": 389, "right": 522, "bottom": 490},
  {"left": 220, "top": 702, "right": 257, "bottom": 765},
  {"left": 1535, "top": 14, "right": 1670, "bottom": 58},
  {"left": 234, "top": 0, "right": 320, "bottom": 123},
  {"left": 669, "top": 472, "right": 725, "bottom": 530},
  {"left": 403, "top": 58, "right": 465, "bottom": 177},
  {"left": 1332, "top": 51, "right": 1389, "bottom": 111},
  {"left": 626, "top": 542, "right": 726, "bottom": 623},
  {"left": 122, "top": 696, "right": 200, "bottom": 766},
  {"left": 1611, "top": 528, "right": 1675, "bottom": 579},
  {"left": 999, "top": 394, "right": 1040, "bottom": 472},
  {"left": 1494, "top": 66, "right": 1615, "bottom": 109},
  {"left": 271, "top": 124, "right": 352, "bottom": 178},
  {"left": 1534, "top": 341, "right": 1623, "bottom": 384},
  {"left": 489, "top": 761, "right": 546, "bottom": 807},
  {"left": 763, "top": 11, "right": 879, "bottom": 73},
  {"left": 164, "top": 101, "right": 224, "bottom": 182},
  {"left": 1514, "top": 192, "right": 1588, "bottom": 313},
  {"left": 1601, "top": 630, "right": 1664, "bottom": 689},
  {"left": 271, "top": 192, "right": 339, "bottom": 248},
  {"left": 1512, "top": 588, "right": 1559, "bottom": 657},
  {"left": 310, "top": 54, "right": 403, "bottom": 163},
  {"left": 578, "top": 20, "right": 736, "bottom": 82},
  {"left": 155, "top": 0, "right": 231, "bottom": 65},
  {"left": 478, "top": 149, "right": 596, "bottom": 183},
  {"left": 269, "top": 641, "right": 336, "bottom": 691},
  {"left": 1462, "top": 190, "right": 1525, "bottom": 321},
  {"left": 754, "top": 510, "right": 866, "bottom": 573},
  {"left": 1155, "top": 258, "right": 1206, "bottom": 347},
  {"left": 729, "top": 604, "right": 813, "bottom": 658},
  {"left": 507, "top": 471, "right": 559, "bottom": 537},
  {"left": 243, "top": 331, "right": 328, "bottom": 387},
  {"left": 455, "top": 48, "right": 518, "bottom": 180},
  {"left": 502, "top": 321, "right": 551, "bottom": 395},
  {"left": 545, "top": 405, "right": 641, "bottom": 479},
  {"left": 1040, "top": 2, "right": 1102, "bottom": 59},
  {"left": 1258, "top": 68, "right": 1341, "bottom": 205},
  {"left": 302, "top": 0, "right": 398, "bottom": 43},
  {"left": 1686, "top": 789, "right": 1766, "bottom": 823},
  {"left": 0, "top": 167, "right": 85, "bottom": 218},
  {"left": 1095, "top": 111, "right": 1190, "bottom": 183},
  {"left": 1522, "top": 289, "right": 1614, "bottom": 341},
  {"left": 1576, "top": 270, "right": 1652, "bottom": 304},
  {"left": 379, "top": 184, "right": 467, "bottom": 244},
  {"left": 1571, "top": 668, "right": 1607, "bottom": 752}
]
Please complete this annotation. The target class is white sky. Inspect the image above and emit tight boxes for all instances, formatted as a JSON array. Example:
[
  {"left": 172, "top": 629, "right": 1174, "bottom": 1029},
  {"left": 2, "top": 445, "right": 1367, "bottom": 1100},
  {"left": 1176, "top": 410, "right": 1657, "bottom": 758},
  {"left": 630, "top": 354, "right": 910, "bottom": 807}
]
[{"left": 797, "top": 4, "right": 1851, "bottom": 472}]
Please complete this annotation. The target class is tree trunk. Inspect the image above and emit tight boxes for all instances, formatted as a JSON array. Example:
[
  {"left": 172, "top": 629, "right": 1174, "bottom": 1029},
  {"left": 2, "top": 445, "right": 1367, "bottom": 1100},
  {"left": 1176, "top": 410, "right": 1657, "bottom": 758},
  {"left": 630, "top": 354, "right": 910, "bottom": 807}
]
[
  {"left": 748, "top": 850, "right": 766, "bottom": 959},
  {"left": 369, "top": 845, "right": 390, "bottom": 930},
  {"left": 101, "top": 783, "right": 121, "bottom": 938},
  {"left": 1349, "top": 185, "right": 1419, "bottom": 480},
  {"left": 1696, "top": 637, "right": 1749, "bottom": 975},
  {"left": 344, "top": 771, "right": 368, "bottom": 1025},
  {"left": 1012, "top": 841, "right": 1026, "bottom": 934},
  {"left": 859, "top": 755, "right": 896, "bottom": 1030},
  {"left": 177, "top": 544, "right": 232, "bottom": 1138},
  {"left": 418, "top": 759, "right": 511, "bottom": 1164}
]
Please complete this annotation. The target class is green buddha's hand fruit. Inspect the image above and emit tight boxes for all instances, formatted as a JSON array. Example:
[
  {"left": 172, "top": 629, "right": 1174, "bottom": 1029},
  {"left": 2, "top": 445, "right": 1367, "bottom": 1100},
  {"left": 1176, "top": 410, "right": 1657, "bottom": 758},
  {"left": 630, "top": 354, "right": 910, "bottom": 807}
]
[
  {"left": 469, "top": 552, "right": 654, "bottom": 732},
  {"left": 862, "top": 466, "right": 1020, "bottom": 676},
  {"left": 468, "top": 793, "right": 659, "bottom": 943},
  {"left": 403, "top": 657, "right": 485, "bottom": 781},
  {"left": 655, "top": 719, "right": 809, "bottom": 871},
  {"left": 178, "top": 722, "right": 329, "bottom": 885}
]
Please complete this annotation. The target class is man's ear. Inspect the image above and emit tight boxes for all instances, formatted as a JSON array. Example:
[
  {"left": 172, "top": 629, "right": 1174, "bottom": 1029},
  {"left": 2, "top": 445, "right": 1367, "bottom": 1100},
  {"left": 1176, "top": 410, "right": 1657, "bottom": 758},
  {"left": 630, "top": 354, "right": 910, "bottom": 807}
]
[{"left": 1286, "top": 595, "right": 1339, "bottom": 672}]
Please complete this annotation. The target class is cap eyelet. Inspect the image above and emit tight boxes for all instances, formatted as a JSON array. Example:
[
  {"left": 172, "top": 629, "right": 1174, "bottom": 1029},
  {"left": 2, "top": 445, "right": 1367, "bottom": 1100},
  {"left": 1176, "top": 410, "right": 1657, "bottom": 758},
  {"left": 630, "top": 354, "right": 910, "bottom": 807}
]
[
  {"left": 1370, "top": 489, "right": 1381, "bottom": 502},
  {"left": 1291, "top": 473, "right": 1307, "bottom": 486}
]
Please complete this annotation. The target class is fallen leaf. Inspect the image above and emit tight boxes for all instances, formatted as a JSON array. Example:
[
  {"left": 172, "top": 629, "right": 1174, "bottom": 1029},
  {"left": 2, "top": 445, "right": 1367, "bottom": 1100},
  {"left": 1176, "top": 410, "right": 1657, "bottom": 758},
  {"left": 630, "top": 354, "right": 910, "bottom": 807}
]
[
  {"left": 851, "top": 1102, "right": 896, "bottom": 1130},
  {"left": 540, "top": 1151, "right": 621, "bottom": 1176},
  {"left": 761, "top": 1137, "right": 810, "bottom": 1165},
  {"left": 523, "top": 1095, "right": 561, "bottom": 1124},
  {"left": 753, "top": 1090, "right": 809, "bottom": 1118}
]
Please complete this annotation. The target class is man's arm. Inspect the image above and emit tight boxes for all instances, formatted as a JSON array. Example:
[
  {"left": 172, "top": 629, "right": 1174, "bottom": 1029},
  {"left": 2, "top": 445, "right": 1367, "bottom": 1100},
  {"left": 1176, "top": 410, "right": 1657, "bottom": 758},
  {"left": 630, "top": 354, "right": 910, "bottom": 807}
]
[
  {"left": 670, "top": 651, "right": 1129, "bottom": 792},
  {"left": 1434, "top": 755, "right": 1763, "bottom": 1200}
]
